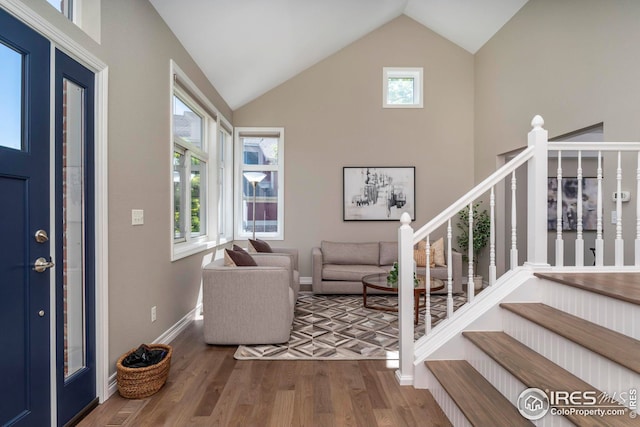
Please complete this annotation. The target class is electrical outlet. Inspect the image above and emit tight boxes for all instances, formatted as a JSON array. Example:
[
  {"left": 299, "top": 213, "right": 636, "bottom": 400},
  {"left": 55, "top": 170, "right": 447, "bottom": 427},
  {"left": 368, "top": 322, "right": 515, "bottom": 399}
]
[
  {"left": 132, "top": 209, "right": 144, "bottom": 225},
  {"left": 151, "top": 306, "right": 156, "bottom": 322}
]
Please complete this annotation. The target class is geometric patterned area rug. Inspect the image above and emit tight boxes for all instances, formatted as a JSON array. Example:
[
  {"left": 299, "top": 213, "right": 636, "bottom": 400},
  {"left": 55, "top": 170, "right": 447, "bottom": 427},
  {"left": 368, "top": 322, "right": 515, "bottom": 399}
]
[{"left": 234, "top": 292, "right": 467, "bottom": 361}]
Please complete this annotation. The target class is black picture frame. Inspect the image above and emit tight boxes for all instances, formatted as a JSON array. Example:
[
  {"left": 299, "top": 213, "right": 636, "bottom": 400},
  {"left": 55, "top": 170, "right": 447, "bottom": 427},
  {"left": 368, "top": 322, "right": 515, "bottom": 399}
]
[{"left": 343, "top": 166, "right": 415, "bottom": 221}]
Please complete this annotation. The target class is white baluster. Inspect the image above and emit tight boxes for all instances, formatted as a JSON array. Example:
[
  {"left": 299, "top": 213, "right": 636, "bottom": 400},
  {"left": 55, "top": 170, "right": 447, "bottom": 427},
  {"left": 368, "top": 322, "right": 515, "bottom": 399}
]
[
  {"left": 556, "top": 152, "right": 564, "bottom": 266},
  {"left": 511, "top": 171, "right": 518, "bottom": 269},
  {"left": 489, "top": 186, "right": 496, "bottom": 285},
  {"left": 616, "top": 151, "right": 624, "bottom": 266},
  {"left": 467, "top": 203, "right": 474, "bottom": 303},
  {"left": 575, "top": 151, "right": 584, "bottom": 266},
  {"left": 425, "top": 236, "right": 431, "bottom": 334},
  {"left": 636, "top": 151, "right": 640, "bottom": 266},
  {"left": 596, "top": 151, "right": 604, "bottom": 266},
  {"left": 447, "top": 219, "right": 453, "bottom": 318}
]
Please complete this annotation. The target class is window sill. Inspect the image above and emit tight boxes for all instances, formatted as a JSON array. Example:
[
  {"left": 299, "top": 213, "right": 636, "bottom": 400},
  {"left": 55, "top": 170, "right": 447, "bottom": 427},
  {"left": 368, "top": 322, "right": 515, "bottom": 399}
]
[{"left": 172, "top": 239, "right": 218, "bottom": 261}]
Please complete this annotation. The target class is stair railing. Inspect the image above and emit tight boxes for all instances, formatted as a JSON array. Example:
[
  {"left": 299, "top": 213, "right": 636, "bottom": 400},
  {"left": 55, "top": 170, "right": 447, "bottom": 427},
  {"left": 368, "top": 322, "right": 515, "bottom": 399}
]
[{"left": 396, "top": 115, "right": 640, "bottom": 385}]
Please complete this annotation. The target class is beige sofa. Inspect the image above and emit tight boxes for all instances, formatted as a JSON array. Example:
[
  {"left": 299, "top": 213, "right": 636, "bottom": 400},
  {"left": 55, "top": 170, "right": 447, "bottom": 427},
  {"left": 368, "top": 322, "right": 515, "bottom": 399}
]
[
  {"left": 202, "top": 253, "right": 297, "bottom": 344},
  {"left": 311, "top": 240, "right": 462, "bottom": 294}
]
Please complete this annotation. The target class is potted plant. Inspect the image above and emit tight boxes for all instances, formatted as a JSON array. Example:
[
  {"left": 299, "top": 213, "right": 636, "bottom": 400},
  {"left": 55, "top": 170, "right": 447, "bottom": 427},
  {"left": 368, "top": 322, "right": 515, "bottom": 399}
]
[
  {"left": 387, "top": 262, "right": 419, "bottom": 287},
  {"left": 456, "top": 202, "right": 491, "bottom": 291}
]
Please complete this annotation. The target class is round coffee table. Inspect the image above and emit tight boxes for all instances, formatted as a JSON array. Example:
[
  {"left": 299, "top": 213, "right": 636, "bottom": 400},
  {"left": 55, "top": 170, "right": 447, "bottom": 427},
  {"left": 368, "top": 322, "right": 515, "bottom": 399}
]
[{"left": 362, "top": 273, "right": 445, "bottom": 324}]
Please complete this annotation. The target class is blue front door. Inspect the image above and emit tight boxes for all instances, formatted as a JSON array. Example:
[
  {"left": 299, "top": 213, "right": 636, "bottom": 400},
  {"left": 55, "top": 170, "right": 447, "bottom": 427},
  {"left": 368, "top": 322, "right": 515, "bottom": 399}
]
[
  {"left": 54, "top": 49, "right": 97, "bottom": 427},
  {"left": 0, "top": 7, "right": 51, "bottom": 427}
]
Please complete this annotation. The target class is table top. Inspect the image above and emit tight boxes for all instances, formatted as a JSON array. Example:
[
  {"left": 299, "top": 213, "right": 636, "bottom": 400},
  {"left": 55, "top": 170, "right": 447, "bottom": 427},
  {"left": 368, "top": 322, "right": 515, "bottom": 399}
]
[{"left": 362, "top": 273, "right": 444, "bottom": 292}]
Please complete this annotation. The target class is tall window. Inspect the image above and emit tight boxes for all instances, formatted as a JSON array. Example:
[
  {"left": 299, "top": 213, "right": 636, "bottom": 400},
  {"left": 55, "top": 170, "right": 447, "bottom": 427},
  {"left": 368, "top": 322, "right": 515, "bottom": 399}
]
[
  {"left": 171, "top": 60, "right": 232, "bottom": 260},
  {"left": 173, "top": 90, "right": 210, "bottom": 243},
  {"left": 383, "top": 67, "right": 423, "bottom": 108},
  {"left": 235, "top": 128, "right": 285, "bottom": 240}
]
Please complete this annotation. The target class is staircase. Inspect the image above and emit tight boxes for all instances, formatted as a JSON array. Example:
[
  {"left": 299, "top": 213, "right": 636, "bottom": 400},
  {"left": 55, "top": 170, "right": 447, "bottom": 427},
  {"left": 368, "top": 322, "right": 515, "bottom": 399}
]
[{"left": 425, "top": 273, "right": 640, "bottom": 426}]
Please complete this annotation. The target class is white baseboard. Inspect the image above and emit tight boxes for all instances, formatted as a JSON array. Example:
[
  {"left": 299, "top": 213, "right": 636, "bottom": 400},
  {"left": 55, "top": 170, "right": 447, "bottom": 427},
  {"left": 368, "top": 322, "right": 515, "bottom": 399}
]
[
  {"left": 106, "top": 304, "right": 201, "bottom": 398},
  {"left": 300, "top": 276, "right": 312, "bottom": 285}
]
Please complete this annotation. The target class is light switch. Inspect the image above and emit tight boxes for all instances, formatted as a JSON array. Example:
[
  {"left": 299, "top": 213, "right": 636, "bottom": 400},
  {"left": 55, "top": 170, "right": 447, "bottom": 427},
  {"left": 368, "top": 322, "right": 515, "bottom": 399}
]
[
  {"left": 132, "top": 209, "right": 144, "bottom": 225},
  {"left": 611, "top": 211, "right": 617, "bottom": 225}
]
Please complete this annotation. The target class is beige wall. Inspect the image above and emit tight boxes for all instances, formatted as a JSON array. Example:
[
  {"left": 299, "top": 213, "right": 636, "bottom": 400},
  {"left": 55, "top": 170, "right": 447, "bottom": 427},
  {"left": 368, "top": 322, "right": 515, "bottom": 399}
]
[
  {"left": 16, "top": 0, "right": 232, "bottom": 375},
  {"left": 475, "top": 0, "right": 640, "bottom": 265},
  {"left": 234, "top": 15, "right": 475, "bottom": 276},
  {"left": 100, "top": 0, "right": 232, "bottom": 373}
]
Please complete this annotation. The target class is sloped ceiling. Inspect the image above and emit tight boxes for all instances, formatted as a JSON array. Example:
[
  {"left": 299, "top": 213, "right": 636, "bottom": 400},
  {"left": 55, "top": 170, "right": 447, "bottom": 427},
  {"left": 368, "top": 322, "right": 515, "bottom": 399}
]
[{"left": 150, "top": 0, "right": 529, "bottom": 110}]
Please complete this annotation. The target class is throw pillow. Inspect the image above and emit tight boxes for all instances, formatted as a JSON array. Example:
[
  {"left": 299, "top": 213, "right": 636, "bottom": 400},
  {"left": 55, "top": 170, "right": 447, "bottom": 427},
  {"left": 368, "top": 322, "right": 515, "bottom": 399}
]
[
  {"left": 432, "top": 237, "right": 446, "bottom": 267},
  {"left": 233, "top": 244, "right": 247, "bottom": 253},
  {"left": 224, "top": 248, "right": 257, "bottom": 267},
  {"left": 248, "top": 238, "right": 273, "bottom": 253},
  {"left": 414, "top": 240, "right": 436, "bottom": 268}
]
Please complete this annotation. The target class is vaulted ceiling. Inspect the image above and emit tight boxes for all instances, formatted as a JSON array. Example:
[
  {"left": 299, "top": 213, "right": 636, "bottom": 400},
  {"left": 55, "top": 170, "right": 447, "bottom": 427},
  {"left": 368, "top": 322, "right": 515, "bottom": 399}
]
[{"left": 150, "top": 0, "right": 529, "bottom": 110}]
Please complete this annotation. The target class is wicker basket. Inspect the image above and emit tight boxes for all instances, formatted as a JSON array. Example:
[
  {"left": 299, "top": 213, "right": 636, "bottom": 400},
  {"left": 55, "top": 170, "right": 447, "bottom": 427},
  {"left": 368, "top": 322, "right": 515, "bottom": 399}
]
[{"left": 116, "top": 344, "right": 172, "bottom": 399}]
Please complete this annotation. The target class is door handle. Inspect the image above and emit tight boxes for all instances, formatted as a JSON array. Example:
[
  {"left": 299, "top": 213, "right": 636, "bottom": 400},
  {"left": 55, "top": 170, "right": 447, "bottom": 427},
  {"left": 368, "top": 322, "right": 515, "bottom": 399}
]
[{"left": 33, "top": 257, "right": 55, "bottom": 273}]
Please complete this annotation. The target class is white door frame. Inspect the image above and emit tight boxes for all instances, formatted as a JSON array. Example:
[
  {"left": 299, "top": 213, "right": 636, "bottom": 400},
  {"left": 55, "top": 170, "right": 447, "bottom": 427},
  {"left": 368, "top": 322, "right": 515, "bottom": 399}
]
[{"left": 0, "top": 1, "right": 110, "bottom": 423}]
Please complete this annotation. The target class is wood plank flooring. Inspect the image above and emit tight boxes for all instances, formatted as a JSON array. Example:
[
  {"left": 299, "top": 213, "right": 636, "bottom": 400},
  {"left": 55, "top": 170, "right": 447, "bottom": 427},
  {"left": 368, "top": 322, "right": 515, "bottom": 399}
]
[{"left": 79, "top": 320, "right": 451, "bottom": 427}]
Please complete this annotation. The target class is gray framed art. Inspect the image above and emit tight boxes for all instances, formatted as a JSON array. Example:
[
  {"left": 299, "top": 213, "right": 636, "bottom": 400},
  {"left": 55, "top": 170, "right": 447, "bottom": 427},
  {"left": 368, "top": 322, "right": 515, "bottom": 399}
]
[
  {"left": 343, "top": 166, "right": 415, "bottom": 221},
  {"left": 547, "top": 177, "right": 597, "bottom": 231}
]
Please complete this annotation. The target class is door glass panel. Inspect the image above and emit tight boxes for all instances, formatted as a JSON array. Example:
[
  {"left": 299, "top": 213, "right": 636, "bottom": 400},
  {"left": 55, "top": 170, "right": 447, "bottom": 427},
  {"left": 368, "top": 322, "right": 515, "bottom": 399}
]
[
  {"left": 63, "top": 79, "right": 86, "bottom": 379},
  {"left": 0, "top": 42, "right": 23, "bottom": 150}
]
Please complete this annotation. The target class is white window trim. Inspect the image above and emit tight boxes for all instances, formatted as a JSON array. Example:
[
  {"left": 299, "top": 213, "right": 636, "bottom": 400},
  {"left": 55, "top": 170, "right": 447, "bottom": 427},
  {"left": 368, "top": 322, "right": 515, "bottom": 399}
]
[
  {"left": 217, "top": 122, "right": 234, "bottom": 243},
  {"left": 170, "top": 60, "right": 233, "bottom": 260},
  {"left": 234, "top": 127, "right": 285, "bottom": 240},
  {"left": 383, "top": 67, "right": 423, "bottom": 109}
]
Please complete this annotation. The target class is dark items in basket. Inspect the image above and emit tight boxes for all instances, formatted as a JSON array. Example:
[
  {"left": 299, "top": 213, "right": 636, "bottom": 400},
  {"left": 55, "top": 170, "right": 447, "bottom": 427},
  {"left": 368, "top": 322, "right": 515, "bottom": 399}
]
[{"left": 121, "top": 344, "right": 167, "bottom": 368}]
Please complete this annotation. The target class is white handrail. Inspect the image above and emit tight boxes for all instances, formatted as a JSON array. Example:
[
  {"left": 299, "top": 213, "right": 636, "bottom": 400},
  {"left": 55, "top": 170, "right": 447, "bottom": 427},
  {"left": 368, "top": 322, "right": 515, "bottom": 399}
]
[
  {"left": 549, "top": 141, "right": 640, "bottom": 151},
  {"left": 413, "top": 146, "right": 535, "bottom": 243}
]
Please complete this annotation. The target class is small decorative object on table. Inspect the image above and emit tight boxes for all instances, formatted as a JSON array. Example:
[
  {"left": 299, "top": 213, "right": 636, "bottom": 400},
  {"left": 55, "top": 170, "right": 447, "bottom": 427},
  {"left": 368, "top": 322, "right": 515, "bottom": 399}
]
[
  {"left": 386, "top": 262, "right": 419, "bottom": 287},
  {"left": 116, "top": 343, "right": 172, "bottom": 399}
]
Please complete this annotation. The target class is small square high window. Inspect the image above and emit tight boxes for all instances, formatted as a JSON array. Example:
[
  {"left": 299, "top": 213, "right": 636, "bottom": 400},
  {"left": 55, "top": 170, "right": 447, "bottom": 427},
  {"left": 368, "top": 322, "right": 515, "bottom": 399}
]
[{"left": 383, "top": 67, "right": 423, "bottom": 109}]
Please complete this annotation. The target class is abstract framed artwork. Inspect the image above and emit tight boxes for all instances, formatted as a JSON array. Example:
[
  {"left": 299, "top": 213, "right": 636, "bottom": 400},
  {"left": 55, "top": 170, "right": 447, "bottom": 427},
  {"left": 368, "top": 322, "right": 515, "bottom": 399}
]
[
  {"left": 547, "top": 177, "right": 597, "bottom": 231},
  {"left": 343, "top": 166, "right": 415, "bottom": 221}
]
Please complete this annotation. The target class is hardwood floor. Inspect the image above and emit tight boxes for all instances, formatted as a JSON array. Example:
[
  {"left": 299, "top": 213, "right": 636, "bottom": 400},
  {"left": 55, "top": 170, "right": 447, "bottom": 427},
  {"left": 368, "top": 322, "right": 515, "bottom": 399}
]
[{"left": 79, "top": 320, "right": 451, "bottom": 427}]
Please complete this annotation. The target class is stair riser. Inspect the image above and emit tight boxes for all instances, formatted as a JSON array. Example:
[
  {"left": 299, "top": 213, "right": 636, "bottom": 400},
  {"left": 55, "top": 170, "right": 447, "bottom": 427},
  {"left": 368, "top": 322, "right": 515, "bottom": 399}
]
[
  {"left": 503, "top": 311, "right": 640, "bottom": 406},
  {"left": 464, "top": 340, "right": 575, "bottom": 427},
  {"left": 538, "top": 278, "right": 639, "bottom": 340},
  {"left": 425, "top": 369, "right": 473, "bottom": 427}
]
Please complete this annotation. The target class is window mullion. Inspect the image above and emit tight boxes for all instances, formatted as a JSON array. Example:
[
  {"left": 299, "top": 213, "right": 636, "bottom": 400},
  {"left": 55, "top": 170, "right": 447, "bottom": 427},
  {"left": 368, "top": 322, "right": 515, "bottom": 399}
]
[{"left": 184, "top": 151, "right": 192, "bottom": 242}]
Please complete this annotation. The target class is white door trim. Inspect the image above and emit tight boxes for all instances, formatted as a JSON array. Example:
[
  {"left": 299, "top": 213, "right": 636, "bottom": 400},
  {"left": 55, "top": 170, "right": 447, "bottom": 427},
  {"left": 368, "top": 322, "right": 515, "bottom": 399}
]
[{"left": 0, "top": 0, "right": 110, "bottom": 415}]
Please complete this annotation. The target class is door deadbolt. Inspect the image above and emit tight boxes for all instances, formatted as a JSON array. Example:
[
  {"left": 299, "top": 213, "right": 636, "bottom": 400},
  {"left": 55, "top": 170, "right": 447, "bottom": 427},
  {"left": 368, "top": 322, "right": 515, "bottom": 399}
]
[
  {"left": 33, "top": 257, "right": 55, "bottom": 273},
  {"left": 35, "top": 230, "right": 49, "bottom": 243}
]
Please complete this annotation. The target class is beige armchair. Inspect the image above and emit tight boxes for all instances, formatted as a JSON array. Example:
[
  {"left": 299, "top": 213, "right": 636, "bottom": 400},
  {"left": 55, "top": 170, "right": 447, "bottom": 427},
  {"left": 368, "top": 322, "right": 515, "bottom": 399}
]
[
  {"left": 202, "top": 254, "right": 296, "bottom": 345},
  {"left": 247, "top": 245, "right": 300, "bottom": 300}
]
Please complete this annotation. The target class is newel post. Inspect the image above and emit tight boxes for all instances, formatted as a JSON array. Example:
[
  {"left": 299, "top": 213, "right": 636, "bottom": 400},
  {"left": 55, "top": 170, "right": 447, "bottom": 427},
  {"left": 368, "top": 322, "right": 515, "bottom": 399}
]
[
  {"left": 527, "top": 115, "right": 549, "bottom": 267},
  {"left": 396, "top": 212, "right": 414, "bottom": 385}
]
